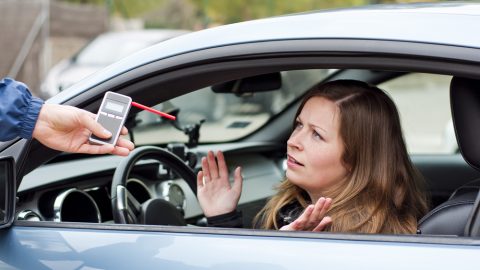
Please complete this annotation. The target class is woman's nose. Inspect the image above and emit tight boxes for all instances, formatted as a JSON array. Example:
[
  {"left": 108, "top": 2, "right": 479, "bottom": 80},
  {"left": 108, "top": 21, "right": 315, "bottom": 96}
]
[{"left": 287, "top": 131, "right": 304, "bottom": 150}]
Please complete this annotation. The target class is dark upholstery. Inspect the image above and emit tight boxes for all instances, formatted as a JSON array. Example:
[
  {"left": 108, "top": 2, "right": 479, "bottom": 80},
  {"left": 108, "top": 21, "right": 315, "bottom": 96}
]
[
  {"left": 418, "top": 77, "right": 480, "bottom": 236},
  {"left": 450, "top": 77, "right": 480, "bottom": 171},
  {"left": 418, "top": 180, "right": 479, "bottom": 236}
]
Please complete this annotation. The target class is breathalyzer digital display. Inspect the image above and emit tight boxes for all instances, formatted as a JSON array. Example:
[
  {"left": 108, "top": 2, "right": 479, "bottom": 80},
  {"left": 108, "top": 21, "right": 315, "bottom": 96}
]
[{"left": 89, "top": 91, "right": 132, "bottom": 146}]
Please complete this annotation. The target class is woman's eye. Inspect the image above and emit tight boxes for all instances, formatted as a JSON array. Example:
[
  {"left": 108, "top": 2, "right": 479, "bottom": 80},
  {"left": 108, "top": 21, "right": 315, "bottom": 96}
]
[
  {"left": 294, "top": 121, "right": 303, "bottom": 129},
  {"left": 313, "top": 130, "right": 323, "bottom": 140}
]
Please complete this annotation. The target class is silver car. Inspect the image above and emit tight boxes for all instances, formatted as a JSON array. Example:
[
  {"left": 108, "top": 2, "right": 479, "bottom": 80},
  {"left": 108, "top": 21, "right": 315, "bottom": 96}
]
[{"left": 1, "top": 3, "right": 480, "bottom": 269}]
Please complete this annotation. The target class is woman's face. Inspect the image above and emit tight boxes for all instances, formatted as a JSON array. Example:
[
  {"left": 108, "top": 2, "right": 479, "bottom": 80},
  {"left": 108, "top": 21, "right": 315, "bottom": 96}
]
[{"left": 286, "top": 97, "right": 348, "bottom": 201}]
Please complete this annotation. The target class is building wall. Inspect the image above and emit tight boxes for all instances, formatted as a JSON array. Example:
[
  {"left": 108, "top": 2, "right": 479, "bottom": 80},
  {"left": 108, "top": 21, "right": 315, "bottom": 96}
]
[{"left": 0, "top": 0, "right": 107, "bottom": 97}]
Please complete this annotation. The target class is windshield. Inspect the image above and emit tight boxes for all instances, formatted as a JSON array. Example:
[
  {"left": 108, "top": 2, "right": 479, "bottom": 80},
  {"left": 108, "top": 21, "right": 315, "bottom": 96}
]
[{"left": 133, "top": 69, "right": 332, "bottom": 145}]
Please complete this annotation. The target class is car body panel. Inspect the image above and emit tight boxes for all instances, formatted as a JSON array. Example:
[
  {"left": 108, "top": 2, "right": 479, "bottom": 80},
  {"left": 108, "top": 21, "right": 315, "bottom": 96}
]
[{"left": 1, "top": 224, "right": 479, "bottom": 270}]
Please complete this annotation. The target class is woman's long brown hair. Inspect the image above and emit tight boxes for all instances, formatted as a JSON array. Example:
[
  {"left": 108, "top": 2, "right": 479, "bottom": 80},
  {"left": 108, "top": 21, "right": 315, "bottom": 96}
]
[{"left": 254, "top": 80, "right": 428, "bottom": 234}]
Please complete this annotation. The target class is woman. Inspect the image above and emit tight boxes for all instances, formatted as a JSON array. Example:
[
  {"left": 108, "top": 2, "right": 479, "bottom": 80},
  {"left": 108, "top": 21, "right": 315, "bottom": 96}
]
[{"left": 197, "top": 79, "right": 428, "bottom": 234}]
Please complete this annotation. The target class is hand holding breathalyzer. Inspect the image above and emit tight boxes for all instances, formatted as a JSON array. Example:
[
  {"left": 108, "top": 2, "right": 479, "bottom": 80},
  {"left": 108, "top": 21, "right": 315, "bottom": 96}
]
[
  {"left": 33, "top": 103, "right": 134, "bottom": 156},
  {"left": 33, "top": 92, "right": 173, "bottom": 155}
]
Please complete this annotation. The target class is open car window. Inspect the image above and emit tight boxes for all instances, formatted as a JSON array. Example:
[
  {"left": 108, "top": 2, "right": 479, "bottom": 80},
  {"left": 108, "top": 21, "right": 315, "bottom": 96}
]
[
  {"left": 380, "top": 73, "right": 456, "bottom": 154},
  {"left": 22, "top": 69, "right": 468, "bottom": 230},
  {"left": 132, "top": 69, "right": 332, "bottom": 145}
]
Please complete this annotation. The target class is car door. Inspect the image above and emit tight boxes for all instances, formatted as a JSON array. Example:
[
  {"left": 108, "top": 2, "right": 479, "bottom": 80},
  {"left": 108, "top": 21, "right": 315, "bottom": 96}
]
[
  {"left": 1, "top": 222, "right": 479, "bottom": 269},
  {"left": 2, "top": 36, "right": 480, "bottom": 269}
]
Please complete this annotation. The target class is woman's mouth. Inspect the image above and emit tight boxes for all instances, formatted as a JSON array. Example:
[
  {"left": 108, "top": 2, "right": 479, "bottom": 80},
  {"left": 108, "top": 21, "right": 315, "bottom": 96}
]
[{"left": 287, "top": 154, "right": 304, "bottom": 167}]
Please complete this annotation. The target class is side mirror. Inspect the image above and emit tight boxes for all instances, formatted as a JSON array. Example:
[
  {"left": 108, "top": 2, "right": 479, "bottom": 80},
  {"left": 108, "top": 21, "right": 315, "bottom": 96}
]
[{"left": 0, "top": 156, "right": 16, "bottom": 229}]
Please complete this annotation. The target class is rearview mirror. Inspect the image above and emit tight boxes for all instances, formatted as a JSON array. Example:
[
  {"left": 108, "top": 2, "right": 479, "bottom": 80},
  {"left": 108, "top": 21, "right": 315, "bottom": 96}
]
[
  {"left": 211, "top": 72, "right": 282, "bottom": 95},
  {"left": 0, "top": 156, "right": 16, "bottom": 229}
]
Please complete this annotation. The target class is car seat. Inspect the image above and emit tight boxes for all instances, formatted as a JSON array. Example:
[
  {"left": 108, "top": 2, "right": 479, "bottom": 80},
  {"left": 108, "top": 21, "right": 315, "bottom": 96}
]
[
  {"left": 418, "top": 179, "right": 479, "bottom": 235},
  {"left": 418, "top": 77, "right": 480, "bottom": 236}
]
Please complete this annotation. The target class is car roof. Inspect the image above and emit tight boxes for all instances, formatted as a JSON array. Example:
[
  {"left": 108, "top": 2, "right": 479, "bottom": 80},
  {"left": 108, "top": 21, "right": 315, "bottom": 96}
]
[{"left": 49, "top": 2, "right": 480, "bottom": 104}]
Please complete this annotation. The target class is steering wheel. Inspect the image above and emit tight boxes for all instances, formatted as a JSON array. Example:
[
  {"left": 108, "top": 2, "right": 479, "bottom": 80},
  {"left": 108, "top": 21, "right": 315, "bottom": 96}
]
[{"left": 111, "top": 146, "right": 197, "bottom": 225}]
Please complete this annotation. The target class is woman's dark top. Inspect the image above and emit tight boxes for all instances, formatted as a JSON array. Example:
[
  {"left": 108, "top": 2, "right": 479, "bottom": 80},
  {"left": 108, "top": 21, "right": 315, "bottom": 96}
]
[{"left": 206, "top": 200, "right": 304, "bottom": 229}]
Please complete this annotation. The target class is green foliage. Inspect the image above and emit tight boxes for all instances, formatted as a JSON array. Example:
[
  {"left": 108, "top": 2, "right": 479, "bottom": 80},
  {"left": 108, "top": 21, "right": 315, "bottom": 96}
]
[
  {"left": 191, "top": 0, "right": 374, "bottom": 24},
  {"left": 59, "top": 0, "right": 442, "bottom": 28},
  {"left": 143, "top": 0, "right": 199, "bottom": 29},
  {"left": 112, "top": 0, "right": 167, "bottom": 18},
  {"left": 202, "top": 0, "right": 440, "bottom": 24},
  {"left": 60, "top": 0, "right": 105, "bottom": 5}
]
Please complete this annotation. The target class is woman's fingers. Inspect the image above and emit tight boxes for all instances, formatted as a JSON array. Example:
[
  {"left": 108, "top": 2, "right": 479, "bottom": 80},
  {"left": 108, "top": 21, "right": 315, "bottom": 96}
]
[
  {"left": 201, "top": 156, "right": 211, "bottom": 183},
  {"left": 232, "top": 166, "right": 243, "bottom": 194},
  {"left": 197, "top": 170, "right": 204, "bottom": 188},
  {"left": 318, "top": 197, "right": 332, "bottom": 218},
  {"left": 295, "top": 205, "right": 314, "bottom": 229},
  {"left": 312, "top": 216, "right": 332, "bottom": 232},
  {"left": 202, "top": 151, "right": 232, "bottom": 187},
  {"left": 207, "top": 151, "right": 219, "bottom": 179},
  {"left": 280, "top": 219, "right": 301, "bottom": 231},
  {"left": 310, "top": 197, "right": 326, "bottom": 225},
  {"left": 216, "top": 151, "right": 229, "bottom": 180},
  {"left": 282, "top": 197, "right": 333, "bottom": 232},
  {"left": 310, "top": 197, "right": 332, "bottom": 224},
  {"left": 200, "top": 151, "right": 231, "bottom": 187}
]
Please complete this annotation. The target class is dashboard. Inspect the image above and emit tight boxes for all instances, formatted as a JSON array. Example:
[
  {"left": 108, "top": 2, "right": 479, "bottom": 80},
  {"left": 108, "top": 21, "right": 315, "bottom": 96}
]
[{"left": 16, "top": 142, "right": 286, "bottom": 227}]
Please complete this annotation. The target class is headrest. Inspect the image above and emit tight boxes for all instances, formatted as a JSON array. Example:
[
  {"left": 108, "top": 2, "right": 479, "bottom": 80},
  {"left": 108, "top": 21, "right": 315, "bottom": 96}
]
[{"left": 451, "top": 77, "right": 480, "bottom": 171}]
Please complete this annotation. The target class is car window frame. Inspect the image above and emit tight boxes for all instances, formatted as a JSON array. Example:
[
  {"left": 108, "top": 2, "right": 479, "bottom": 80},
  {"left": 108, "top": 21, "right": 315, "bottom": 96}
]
[{"left": 11, "top": 39, "right": 480, "bottom": 244}]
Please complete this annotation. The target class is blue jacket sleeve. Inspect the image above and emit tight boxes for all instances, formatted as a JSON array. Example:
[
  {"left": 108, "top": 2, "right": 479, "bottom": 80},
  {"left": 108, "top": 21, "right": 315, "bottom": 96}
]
[{"left": 0, "top": 77, "right": 44, "bottom": 141}]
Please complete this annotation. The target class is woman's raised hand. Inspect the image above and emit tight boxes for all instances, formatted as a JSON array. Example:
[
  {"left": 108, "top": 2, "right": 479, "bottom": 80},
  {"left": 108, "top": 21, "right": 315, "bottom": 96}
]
[
  {"left": 197, "top": 151, "right": 243, "bottom": 217},
  {"left": 280, "top": 197, "right": 333, "bottom": 232}
]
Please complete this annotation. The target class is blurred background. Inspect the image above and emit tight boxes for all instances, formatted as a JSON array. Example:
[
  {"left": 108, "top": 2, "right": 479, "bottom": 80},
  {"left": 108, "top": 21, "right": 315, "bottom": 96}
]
[{"left": 1, "top": 0, "right": 439, "bottom": 98}]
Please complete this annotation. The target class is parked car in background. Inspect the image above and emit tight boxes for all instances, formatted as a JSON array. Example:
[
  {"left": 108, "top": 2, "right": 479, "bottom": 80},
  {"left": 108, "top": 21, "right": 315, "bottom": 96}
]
[
  {"left": 41, "top": 29, "right": 189, "bottom": 98},
  {"left": 2, "top": 2, "right": 480, "bottom": 269}
]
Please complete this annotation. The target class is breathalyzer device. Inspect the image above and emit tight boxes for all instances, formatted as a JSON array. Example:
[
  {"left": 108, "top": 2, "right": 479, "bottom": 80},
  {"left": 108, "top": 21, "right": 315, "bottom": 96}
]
[{"left": 89, "top": 91, "right": 132, "bottom": 146}]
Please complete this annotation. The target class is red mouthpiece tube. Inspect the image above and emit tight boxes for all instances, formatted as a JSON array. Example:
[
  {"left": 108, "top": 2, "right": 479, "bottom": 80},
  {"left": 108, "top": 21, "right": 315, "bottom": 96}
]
[{"left": 131, "top": 102, "right": 176, "bottom": 120}]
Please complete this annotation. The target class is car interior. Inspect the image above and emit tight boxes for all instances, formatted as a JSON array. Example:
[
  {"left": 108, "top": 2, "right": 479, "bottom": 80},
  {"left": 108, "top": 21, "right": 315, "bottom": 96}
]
[
  {"left": 418, "top": 77, "right": 480, "bottom": 236},
  {"left": 13, "top": 67, "right": 480, "bottom": 237}
]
